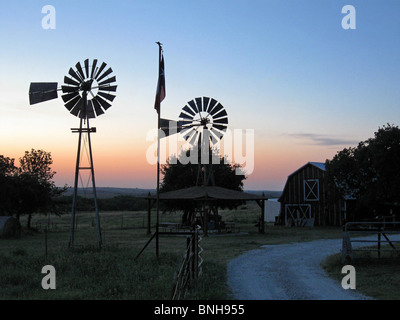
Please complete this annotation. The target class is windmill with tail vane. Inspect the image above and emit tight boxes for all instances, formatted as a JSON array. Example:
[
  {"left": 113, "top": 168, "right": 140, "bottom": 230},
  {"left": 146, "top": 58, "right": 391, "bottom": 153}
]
[
  {"left": 161, "top": 96, "right": 228, "bottom": 186},
  {"left": 29, "top": 59, "right": 117, "bottom": 248}
]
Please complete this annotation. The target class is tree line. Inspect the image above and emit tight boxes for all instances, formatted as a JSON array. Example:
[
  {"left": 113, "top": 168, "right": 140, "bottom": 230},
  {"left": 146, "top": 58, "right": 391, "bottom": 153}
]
[
  {"left": 326, "top": 124, "right": 400, "bottom": 219},
  {"left": 54, "top": 195, "right": 148, "bottom": 212},
  {"left": 0, "top": 149, "right": 148, "bottom": 229},
  {"left": 2, "top": 124, "right": 398, "bottom": 230}
]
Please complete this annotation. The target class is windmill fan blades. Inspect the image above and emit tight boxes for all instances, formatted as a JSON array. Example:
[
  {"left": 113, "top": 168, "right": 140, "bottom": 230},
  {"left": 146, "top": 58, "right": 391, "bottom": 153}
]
[
  {"left": 84, "top": 59, "right": 90, "bottom": 78},
  {"left": 91, "top": 98, "right": 105, "bottom": 116},
  {"left": 195, "top": 97, "right": 203, "bottom": 112},
  {"left": 210, "top": 127, "right": 225, "bottom": 141},
  {"left": 70, "top": 97, "right": 84, "bottom": 117},
  {"left": 188, "top": 131, "right": 200, "bottom": 146},
  {"left": 213, "top": 108, "right": 228, "bottom": 120},
  {"left": 64, "top": 95, "right": 81, "bottom": 111},
  {"left": 207, "top": 98, "right": 218, "bottom": 113},
  {"left": 61, "top": 59, "right": 117, "bottom": 118},
  {"left": 97, "top": 91, "right": 116, "bottom": 102},
  {"left": 209, "top": 102, "right": 223, "bottom": 116},
  {"left": 214, "top": 117, "right": 228, "bottom": 124},
  {"left": 188, "top": 100, "right": 198, "bottom": 114},
  {"left": 61, "top": 85, "right": 79, "bottom": 93},
  {"left": 99, "top": 85, "right": 117, "bottom": 92},
  {"left": 203, "top": 97, "right": 210, "bottom": 111},
  {"left": 182, "top": 105, "right": 195, "bottom": 117},
  {"left": 64, "top": 76, "right": 80, "bottom": 86},
  {"left": 90, "top": 59, "right": 98, "bottom": 78},
  {"left": 179, "top": 112, "right": 194, "bottom": 120},
  {"left": 178, "top": 120, "right": 194, "bottom": 127},
  {"left": 178, "top": 97, "right": 229, "bottom": 147},
  {"left": 94, "top": 62, "right": 107, "bottom": 79},
  {"left": 96, "top": 67, "right": 113, "bottom": 82},
  {"left": 62, "top": 92, "right": 79, "bottom": 103},
  {"left": 213, "top": 124, "right": 228, "bottom": 132},
  {"left": 68, "top": 68, "right": 82, "bottom": 82},
  {"left": 75, "top": 62, "right": 85, "bottom": 80},
  {"left": 93, "top": 95, "right": 112, "bottom": 110},
  {"left": 98, "top": 76, "right": 116, "bottom": 86}
]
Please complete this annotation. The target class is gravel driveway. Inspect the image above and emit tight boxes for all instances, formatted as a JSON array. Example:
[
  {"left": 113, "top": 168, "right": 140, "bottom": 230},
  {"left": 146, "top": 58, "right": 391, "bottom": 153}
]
[{"left": 227, "top": 237, "right": 392, "bottom": 300}]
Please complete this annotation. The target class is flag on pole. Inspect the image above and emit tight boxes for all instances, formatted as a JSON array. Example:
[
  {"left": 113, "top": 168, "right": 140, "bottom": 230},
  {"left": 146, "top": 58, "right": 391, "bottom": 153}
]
[{"left": 154, "top": 51, "right": 166, "bottom": 114}]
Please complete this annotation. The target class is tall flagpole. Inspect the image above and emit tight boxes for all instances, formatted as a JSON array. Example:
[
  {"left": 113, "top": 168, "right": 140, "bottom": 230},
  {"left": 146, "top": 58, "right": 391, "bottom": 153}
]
[
  {"left": 156, "top": 41, "right": 162, "bottom": 257},
  {"left": 134, "top": 43, "right": 164, "bottom": 260}
]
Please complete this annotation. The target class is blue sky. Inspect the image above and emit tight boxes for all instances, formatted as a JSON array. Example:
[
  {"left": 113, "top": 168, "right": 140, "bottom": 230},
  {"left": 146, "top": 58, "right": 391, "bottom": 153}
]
[{"left": 0, "top": 1, "right": 399, "bottom": 190}]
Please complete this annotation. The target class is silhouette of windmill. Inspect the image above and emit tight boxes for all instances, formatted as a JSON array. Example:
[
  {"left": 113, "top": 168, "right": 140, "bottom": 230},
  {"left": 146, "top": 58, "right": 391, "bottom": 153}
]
[{"left": 29, "top": 59, "right": 117, "bottom": 248}]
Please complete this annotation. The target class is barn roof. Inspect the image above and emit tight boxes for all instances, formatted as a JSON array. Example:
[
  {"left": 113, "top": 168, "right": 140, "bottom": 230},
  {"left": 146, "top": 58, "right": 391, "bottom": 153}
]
[
  {"left": 148, "top": 186, "right": 267, "bottom": 201},
  {"left": 309, "top": 162, "right": 326, "bottom": 171},
  {"left": 286, "top": 161, "right": 326, "bottom": 179}
]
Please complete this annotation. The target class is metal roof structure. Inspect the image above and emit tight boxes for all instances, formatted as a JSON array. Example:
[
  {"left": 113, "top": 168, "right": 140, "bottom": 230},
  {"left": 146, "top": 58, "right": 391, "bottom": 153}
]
[
  {"left": 148, "top": 186, "right": 268, "bottom": 201},
  {"left": 309, "top": 162, "right": 326, "bottom": 171}
]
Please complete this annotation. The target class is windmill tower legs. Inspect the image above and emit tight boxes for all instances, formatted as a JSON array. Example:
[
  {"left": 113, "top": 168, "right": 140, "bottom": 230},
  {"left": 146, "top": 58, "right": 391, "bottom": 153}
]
[{"left": 68, "top": 116, "right": 102, "bottom": 249}]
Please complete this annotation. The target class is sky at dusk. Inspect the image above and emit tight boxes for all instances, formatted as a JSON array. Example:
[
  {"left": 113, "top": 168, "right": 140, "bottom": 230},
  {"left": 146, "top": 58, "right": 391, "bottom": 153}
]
[{"left": 0, "top": 0, "right": 399, "bottom": 191}]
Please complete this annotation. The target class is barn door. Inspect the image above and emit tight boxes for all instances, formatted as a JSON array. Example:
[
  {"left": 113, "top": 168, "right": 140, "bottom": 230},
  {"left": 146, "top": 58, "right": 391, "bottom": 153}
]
[{"left": 285, "top": 204, "right": 313, "bottom": 227}]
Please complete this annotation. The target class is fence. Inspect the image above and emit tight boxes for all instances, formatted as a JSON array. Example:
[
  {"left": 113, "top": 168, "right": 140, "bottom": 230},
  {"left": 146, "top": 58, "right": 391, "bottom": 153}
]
[
  {"left": 171, "top": 226, "right": 203, "bottom": 300},
  {"left": 33, "top": 212, "right": 149, "bottom": 232},
  {"left": 342, "top": 221, "right": 400, "bottom": 263}
]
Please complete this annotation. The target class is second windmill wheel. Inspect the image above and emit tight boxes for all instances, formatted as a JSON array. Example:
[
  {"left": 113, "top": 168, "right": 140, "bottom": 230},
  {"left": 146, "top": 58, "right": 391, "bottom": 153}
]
[
  {"left": 61, "top": 59, "right": 117, "bottom": 119},
  {"left": 178, "top": 97, "right": 228, "bottom": 145}
]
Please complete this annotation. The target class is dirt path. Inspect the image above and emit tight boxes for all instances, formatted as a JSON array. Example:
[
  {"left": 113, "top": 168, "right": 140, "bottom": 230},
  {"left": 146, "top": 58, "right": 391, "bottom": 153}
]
[{"left": 227, "top": 238, "right": 375, "bottom": 300}]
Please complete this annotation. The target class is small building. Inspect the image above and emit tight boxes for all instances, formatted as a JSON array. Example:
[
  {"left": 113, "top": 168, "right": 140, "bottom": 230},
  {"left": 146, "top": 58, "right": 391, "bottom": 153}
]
[
  {"left": 264, "top": 199, "right": 280, "bottom": 223},
  {"left": 278, "top": 162, "right": 350, "bottom": 226}
]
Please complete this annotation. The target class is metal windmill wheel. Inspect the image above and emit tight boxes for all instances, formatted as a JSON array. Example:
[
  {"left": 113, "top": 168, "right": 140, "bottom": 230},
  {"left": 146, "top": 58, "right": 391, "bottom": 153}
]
[
  {"left": 178, "top": 97, "right": 228, "bottom": 146},
  {"left": 61, "top": 59, "right": 117, "bottom": 118},
  {"left": 177, "top": 97, "right": 228, "bottom": 186},
  {"left": 179, "top": 97, "right": 228, "bottom": 145}
]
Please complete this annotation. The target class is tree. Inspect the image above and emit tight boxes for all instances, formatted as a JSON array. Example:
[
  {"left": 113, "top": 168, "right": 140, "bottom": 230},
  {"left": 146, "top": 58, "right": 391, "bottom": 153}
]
[
  {"left": 0, "top": 155, "right": 17, "bottom": 176},
  {"left": 19, "top": 149, "right": 55, "bottom": 184},
  {"left": 160, "top": 146, "right": 246, "bottom": 225},
  {"left": 17, "top": 149, "right": 65, "bottom": 228},
  {"left": 0, "top": 156, "right": 18, "bottom": 215},
  {"left": 325, "top": 124, "right": 400, "bottom": 219}
]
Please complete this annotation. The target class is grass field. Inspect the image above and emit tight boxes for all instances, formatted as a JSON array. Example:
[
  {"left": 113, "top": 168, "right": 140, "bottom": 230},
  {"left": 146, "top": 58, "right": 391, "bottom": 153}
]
[
  {"left": 1, "top": 203, "right": 398, "bottom": 300},
  {"left": 322, "top": 247, "right": 400, "bottom": 300}
]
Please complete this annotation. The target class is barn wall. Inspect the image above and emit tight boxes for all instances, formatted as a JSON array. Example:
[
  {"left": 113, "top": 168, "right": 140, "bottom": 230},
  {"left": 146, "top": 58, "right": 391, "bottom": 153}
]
[{"left": 279, "top": 163, "right": 344, "bottom": 226}]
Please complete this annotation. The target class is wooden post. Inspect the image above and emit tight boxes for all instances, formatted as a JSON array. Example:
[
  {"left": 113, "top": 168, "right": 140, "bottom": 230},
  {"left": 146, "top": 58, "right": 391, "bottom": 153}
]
[
  {"left": 203, "top": 205, "right": 208, "bottom": 237},
  {"left": 255, "top": 197, "right": 266, "bottom": 233},
  {"left": 261, "top": 194, "right": 265, "bottom": 233},
  {"left": 147, "top": 192, "right": 152, "bottom": 235},
  {"left": 45, "top": 227, "right": 48, "bottom": 259},
  {"left": 378, "top": 230, "right": 381, "bottom": 258},
  {"left": 191, "top": 231, "right": 197, "bottom": 279},
  {"left": 342, "top": 231, "right": 353, "bottom": 264}
]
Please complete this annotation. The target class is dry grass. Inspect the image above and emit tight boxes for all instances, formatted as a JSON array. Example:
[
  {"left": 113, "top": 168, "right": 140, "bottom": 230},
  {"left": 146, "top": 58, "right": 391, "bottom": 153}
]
[
  {"left": 0, "top": 205, "right": 352, "bottom": 300},
  {"left": 322, "top": 247, "right": 400, "bottom": 300}
]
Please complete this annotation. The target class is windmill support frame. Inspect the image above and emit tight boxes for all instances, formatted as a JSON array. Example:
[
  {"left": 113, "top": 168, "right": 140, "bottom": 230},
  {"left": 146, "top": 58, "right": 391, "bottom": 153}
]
[{"left": 68, "top": 94, "right": 102, "bottom": 249}]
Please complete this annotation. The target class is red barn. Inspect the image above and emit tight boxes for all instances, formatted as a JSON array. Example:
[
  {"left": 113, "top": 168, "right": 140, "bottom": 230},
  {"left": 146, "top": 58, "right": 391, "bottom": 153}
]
[{"left": 278, "top": 162, "right": 351, "bottom": 226}]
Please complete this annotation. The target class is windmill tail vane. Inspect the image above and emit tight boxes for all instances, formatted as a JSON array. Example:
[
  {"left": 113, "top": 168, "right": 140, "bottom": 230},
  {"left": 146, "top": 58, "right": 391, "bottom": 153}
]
[{"left": 29, "top": 82, "right": 59, "bottom": 105}]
